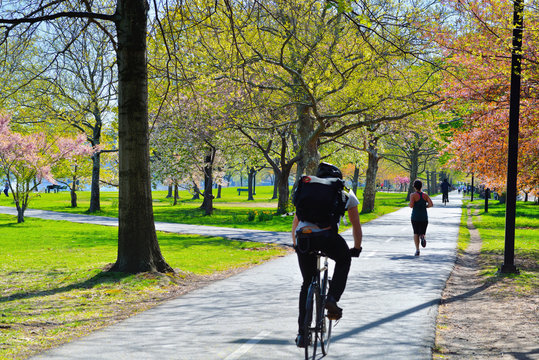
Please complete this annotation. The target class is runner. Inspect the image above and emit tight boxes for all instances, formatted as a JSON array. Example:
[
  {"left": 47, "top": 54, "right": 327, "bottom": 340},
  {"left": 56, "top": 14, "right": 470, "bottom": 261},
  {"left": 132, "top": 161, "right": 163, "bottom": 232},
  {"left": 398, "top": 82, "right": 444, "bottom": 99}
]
[{"left": 409, "top": 179, "right": 433, "bottom": 256}]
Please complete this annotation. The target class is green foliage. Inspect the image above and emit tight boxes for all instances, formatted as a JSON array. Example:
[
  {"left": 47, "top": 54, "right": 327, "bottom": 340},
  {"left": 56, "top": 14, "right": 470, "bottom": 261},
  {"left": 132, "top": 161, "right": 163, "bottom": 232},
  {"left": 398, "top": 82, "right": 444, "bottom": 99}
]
[{"left": 247, "top": 210, "right": 274, "bottom": 222}]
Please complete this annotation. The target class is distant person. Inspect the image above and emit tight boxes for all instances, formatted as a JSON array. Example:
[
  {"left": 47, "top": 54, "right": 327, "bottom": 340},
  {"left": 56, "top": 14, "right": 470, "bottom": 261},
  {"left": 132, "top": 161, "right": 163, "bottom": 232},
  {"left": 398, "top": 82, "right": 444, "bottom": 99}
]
[
  {"left": 292, "top": 162, "right": 363, "bottom": 347},
  {"left": 409, "top": 179, "right": 433, "bottom": 256},
  {"left": 3, "top": 183, "right": 8, "bottom": 197},
  {"left": 441, "top": 179, "right": 450, "bottom": 203}
]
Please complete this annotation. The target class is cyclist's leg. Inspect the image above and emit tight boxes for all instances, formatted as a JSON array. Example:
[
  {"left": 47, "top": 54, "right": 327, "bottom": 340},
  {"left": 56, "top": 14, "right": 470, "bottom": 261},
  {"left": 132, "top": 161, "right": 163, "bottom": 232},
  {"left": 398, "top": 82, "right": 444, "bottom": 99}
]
[
  {"left": 320, "top": 234, "right": 351, "bottom": 303},
  {"left": 296, "top": 238, "right": 318, "bottom": 332}
]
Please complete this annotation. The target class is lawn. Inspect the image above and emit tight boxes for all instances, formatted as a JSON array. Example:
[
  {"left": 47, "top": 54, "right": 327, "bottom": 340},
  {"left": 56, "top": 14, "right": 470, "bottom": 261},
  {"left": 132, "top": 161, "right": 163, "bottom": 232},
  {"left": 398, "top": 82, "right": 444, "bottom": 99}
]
[
  {"left": 466, "top": 200, "right": 539, "bottom": 291},
  {"left": 0, "top": 215, "right": 287, "bottom": 359},
  {"left": 0, "top": 186, "right": 410, "bottom": 231}
]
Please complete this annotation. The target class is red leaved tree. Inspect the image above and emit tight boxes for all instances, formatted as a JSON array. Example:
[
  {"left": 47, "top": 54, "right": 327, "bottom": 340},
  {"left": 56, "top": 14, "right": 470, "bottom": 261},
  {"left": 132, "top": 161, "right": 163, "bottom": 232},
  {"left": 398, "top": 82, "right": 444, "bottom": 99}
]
[{"left": 428, "top": 0, "right": 539, "bottom": 193}]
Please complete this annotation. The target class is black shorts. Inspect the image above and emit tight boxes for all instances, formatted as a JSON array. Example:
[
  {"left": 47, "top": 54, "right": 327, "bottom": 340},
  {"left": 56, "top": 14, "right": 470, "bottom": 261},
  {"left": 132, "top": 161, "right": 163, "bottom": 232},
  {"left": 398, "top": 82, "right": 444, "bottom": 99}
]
[{"left": 411, "top": 220, "right": 428, "bottom": 235}]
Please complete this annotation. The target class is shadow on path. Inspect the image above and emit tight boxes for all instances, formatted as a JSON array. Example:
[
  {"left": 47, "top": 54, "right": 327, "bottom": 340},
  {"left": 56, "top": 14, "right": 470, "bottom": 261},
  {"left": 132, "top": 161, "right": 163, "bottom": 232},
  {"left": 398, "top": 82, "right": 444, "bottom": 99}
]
[{"left": 332, "top": 280, "right": 495, "bottom": 342}]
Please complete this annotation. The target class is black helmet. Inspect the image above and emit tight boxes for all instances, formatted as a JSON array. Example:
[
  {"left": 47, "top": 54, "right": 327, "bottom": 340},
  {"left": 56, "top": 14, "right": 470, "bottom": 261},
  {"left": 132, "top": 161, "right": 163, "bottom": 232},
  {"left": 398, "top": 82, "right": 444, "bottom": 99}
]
[{"left": 316, "top": 162, "right": 342, "bottom": 179}]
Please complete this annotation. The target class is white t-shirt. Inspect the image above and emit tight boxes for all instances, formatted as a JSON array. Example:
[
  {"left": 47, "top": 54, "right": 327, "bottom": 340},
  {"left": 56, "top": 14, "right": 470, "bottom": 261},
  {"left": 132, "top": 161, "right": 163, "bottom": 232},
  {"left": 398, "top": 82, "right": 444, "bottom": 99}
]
[{"left": 297, "top": 189, "right": 359, "bottom": 231}]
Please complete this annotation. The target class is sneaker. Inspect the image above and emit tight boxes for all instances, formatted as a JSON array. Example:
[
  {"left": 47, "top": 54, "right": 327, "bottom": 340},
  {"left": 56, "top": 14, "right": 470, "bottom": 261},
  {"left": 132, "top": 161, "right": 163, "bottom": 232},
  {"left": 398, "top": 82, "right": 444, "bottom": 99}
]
[
  {"left": 420, "top": 235, "right": 427, "bottom": 248},
  {"left": 415, "top": 249, "right": 420, "bottom": 256},
  {"left": 325, "top": 296, "right": 343, "bottom": 320},
  {"left": 295, "top": 333, "right": 310, "bottom": 348}
]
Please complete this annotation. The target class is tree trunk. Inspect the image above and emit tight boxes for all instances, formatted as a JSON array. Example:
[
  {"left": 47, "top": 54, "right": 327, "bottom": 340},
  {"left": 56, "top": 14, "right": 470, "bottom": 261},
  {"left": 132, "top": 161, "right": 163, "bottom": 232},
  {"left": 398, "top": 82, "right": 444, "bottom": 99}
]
[
  {"left": 111, "top": 0, "right": 172, "bottom": 274},
  {"left": 217, "top": 184, "right": 222, "bottom": 199},
  {"left": 70, "top": 171, "right": 78, "bottom": 207},
  {"left": 15, "top": 203, "right": 25, "bottom": 223},
  {"left": 88, "top": 151, "right": 101, "bottom": 212},
  {"left": 247, "top": 167, "right": 255, "bottom": 201},
  {"left": 173, "top": 183, "right": 179, "bottom": 206},
  {"left": 272, "top": 172, "right": 278, "bottom": 200},
  {"left": 470, "top": 173, "right": 475, "bottom": 202},
  {"left": 166, "top": 185, "right": 173, "bottom": 198},
  {"left": 70, "top": 176, "right": 77, "bottom": 208},
  {"left": 352, "top": 165, "right": 360, "bottom": 195},
  {"left": 406, "top": 151, "right": 419, "bottom": 201},
  {"left": 297, "top": 103, "right": 319, "bottom": 175},
  {"left": 200, "top": 150, "right": 214, "bottom": 215},
  {"left": 70, "top": 189, "right": 77, "bottom": 208},
  {"left": 277, "top": 167, "right": 292, "bottom": 214},
  {"left": 192, "top": 183, "right": 200, "bottom": 200},
  {"left": 362, "top": 146, "right": 380, "bottom": 213}
]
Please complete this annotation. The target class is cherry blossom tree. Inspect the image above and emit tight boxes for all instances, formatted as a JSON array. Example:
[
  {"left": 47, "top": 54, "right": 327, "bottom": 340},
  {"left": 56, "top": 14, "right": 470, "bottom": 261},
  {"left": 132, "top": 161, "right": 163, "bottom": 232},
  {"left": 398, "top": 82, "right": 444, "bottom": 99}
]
[{"left": 0, "top": 114, "right": 93, "bottom": 222}]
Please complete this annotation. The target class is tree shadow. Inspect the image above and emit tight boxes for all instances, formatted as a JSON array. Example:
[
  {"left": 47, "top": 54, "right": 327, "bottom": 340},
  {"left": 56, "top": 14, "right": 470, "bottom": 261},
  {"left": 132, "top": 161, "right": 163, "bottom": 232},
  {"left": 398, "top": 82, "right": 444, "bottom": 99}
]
[
  {"left": 331, "top": 279, "right": 497, "bottom": 342},
  {"left": 0, "top": 269, "right": 131, "bottom": 304},
  {"left": 507, "top": 348, "right": 539, "bottom": 360}
]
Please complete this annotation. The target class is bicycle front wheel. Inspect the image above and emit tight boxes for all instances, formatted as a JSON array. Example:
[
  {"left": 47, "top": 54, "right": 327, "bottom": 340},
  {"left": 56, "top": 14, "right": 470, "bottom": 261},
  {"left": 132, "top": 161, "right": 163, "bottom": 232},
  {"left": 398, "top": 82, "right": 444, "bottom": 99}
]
[{"left": 320, "top": 272, "right": 333, "bottom": 355}]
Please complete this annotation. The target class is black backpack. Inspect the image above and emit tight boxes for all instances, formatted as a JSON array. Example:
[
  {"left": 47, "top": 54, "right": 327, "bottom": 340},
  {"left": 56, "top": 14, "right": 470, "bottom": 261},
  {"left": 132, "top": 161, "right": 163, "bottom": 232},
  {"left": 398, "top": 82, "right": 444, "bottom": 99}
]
[{"left": 293, "top": 175, "right": 347, "bottom": 228}]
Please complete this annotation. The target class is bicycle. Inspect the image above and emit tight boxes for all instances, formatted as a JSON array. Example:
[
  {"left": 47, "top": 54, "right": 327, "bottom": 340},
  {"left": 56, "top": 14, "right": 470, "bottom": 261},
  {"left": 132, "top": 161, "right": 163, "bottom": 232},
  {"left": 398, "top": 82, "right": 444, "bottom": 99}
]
[
  {"left": 303, "top": 250, "right": 333, "bottom": 360},
  {"left": 442, "top": 192, "right": 449, "bottom": 206}
]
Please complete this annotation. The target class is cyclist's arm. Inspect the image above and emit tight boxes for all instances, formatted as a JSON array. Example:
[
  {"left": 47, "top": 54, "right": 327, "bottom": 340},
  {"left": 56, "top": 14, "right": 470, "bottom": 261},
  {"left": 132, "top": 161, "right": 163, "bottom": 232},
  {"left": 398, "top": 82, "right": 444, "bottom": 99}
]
[
  {"left": 347, "top": 206, "right": 362, "bottom": 249},
  {"left": 291, "top": 215, "right": 299, "bottom": 247}
]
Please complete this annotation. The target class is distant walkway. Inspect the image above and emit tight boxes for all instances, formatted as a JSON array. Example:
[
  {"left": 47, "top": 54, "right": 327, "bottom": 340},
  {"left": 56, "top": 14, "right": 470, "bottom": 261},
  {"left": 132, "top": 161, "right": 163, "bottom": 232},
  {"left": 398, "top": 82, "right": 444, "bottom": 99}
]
[
  {"left": 2, "top": 193, "right": 462, "bottom": 359},
  {"left": 0, "top": 206, "right": 291, "bottom": 246}
]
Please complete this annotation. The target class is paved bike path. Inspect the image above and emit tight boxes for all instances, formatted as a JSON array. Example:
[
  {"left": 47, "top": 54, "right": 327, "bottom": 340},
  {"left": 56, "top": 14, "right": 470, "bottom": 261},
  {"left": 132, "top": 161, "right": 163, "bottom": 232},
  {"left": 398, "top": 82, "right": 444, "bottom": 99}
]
[
  {"left": 0, "top": 206, "right": 292, "bottom": 245},
  {"left": 1, "top": 194, "right": 461, "bottom": 359}
]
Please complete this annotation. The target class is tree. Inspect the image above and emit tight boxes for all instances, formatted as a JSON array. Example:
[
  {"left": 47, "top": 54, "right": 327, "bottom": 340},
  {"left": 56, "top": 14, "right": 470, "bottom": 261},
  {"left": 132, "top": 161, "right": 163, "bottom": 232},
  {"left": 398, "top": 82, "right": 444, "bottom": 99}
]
[
  {"left": 0, "top": 0, "right": 173, "bottom": 273},
  {"left": 0, "top": 114, "right": 92, "bottom": 222},
  {"left": 179, "top": 0, "right": 441, "bottom": 177},
  {"left": 52, "top": 142, "right": 96, "bottom": 208},
  {"left": 3, "top": 20, "right": 118, "bottom": 213},
  {"left": 384, "top": 128, "right": 440, "bottom": 200},
  {"left": 428, "top": 0, "right": 539, "bottom": 194}
]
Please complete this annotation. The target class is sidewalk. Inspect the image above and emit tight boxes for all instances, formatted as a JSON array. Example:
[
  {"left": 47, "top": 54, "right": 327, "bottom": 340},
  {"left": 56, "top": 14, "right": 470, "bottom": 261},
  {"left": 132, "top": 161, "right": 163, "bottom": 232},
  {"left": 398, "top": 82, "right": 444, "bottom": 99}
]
[{"left": 1, "top": 194, "right": 462, "bottom": 359}]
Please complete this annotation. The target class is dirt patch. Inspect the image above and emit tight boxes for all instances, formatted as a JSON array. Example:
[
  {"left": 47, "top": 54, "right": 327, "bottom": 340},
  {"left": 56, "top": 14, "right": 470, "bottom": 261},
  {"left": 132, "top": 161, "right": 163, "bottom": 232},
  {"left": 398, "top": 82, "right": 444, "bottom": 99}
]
[{"left": 434, "top": 208, "right": 539, "bottom": 359}]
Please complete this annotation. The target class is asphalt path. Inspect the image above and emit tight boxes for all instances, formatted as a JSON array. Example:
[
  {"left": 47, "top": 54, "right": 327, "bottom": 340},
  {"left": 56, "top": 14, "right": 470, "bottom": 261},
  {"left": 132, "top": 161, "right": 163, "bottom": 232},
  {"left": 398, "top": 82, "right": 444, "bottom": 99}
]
[{"left": 1, "top": 192, "right": 462, "bottom": 359}]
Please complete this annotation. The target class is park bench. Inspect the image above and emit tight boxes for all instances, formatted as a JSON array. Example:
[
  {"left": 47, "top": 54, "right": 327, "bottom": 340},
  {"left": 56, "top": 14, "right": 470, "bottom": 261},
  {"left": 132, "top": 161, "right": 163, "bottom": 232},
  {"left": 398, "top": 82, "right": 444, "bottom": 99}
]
[
  {"left": 46, "top": 184, "right": 68, "bottom": 193},
  {"left": 237, "top": 188, "right": 249, "bottom": 195}
]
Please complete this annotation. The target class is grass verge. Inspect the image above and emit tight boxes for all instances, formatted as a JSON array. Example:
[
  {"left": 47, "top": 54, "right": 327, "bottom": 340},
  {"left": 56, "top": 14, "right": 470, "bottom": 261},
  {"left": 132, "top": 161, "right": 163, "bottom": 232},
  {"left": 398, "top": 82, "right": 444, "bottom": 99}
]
[
  {"left": 472, "top": 200, "right": 539, "bottom": 292},
  {"left": 0, "top": 215, "right": 288, "bottom": 359}
]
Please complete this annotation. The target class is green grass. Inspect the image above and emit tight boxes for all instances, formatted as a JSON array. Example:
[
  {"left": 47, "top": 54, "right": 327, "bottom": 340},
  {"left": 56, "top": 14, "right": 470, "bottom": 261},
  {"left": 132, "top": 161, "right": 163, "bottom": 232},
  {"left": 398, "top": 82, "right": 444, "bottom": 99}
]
[
  {"left": 0, "top": 214, "right": 287, "bottom": 359},
  {"left": 457, "top": 200, "right": 472, "bottom": 253},
  {"left": 469, "top": 200, "right": 539, "bottom": 291},
  {"left": 0, "top": 186, "right": 410, "bottom": 231}
]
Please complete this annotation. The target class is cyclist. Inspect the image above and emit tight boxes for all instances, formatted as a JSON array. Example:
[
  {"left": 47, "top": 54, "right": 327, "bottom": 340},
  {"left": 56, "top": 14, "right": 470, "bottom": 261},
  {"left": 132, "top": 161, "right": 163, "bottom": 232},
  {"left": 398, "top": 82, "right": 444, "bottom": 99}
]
[
  {"left": 441, "top": 178, "right": 450, "bottom": 203},
  {"left": 292, "top": 162, "right": 363, "bottom": 348}
]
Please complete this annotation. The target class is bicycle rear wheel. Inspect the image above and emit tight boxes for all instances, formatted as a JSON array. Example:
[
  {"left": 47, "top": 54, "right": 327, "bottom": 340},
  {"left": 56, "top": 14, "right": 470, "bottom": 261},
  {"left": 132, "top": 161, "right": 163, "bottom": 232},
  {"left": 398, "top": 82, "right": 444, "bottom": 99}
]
[{"left": 304, "top": 284, "right": 319, "bottom": 360}]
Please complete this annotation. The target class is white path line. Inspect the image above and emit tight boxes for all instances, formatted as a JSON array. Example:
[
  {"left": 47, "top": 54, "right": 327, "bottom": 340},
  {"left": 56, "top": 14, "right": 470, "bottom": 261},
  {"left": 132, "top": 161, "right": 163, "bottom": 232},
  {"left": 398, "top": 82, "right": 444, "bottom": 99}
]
[
  {"left": 224, "top": 331, "right": 271, "bottom": 360},
  {"left": 385, "top": 237, "right": 394, "bottom": 243}
]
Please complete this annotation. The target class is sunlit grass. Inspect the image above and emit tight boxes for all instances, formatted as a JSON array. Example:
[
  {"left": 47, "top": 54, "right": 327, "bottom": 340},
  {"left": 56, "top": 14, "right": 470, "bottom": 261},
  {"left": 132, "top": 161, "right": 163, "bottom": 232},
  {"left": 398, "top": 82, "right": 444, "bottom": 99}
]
[
  {"left": 470, "top": 200, "right": 538, "bottom": 291},
  {"left": 0, "top": 214, "right": 287, "bottom": 359}
]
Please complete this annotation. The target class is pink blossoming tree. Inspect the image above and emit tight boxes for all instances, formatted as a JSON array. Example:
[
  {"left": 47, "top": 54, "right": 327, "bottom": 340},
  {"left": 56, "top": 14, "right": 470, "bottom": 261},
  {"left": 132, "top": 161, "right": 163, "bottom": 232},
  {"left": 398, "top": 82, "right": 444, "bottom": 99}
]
[{"left": 0, "top": 114, "right": 93, "bottom": 222}]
